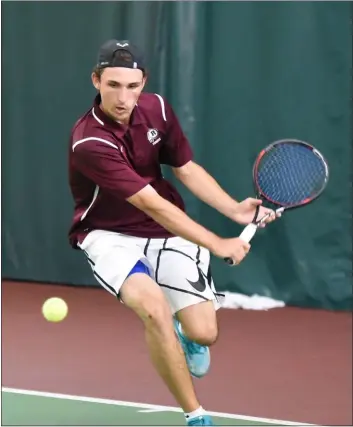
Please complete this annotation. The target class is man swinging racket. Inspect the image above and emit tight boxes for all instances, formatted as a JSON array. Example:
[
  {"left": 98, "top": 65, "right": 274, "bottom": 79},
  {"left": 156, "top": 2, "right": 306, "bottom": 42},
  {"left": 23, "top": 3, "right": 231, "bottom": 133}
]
[{"left": 68, "top": 40, "right": 279, "bottom": 426}]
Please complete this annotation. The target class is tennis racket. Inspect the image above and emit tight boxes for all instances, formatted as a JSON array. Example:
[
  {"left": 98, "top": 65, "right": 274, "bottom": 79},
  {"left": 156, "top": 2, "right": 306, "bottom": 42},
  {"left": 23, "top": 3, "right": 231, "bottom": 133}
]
[{"left": 225, "top": 138, "right": 329, "bottom": 266}]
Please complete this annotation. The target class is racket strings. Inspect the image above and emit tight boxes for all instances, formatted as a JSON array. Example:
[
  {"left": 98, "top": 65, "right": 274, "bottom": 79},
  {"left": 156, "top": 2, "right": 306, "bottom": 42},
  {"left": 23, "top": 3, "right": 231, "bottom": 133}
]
[{"left": 256, "top": 144, "right": 327, "bottom": 206}]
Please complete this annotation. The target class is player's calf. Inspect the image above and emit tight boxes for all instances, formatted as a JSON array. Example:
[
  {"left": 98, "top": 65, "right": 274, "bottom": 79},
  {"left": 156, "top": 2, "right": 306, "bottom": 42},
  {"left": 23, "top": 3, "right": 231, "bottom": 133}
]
[
  {"left": 177, "top": 300, "right": 219, "bottom": 346},
  {"left": 181, "top": 322, "right": 218, "bottom": 347},
  {"left": 174, "top": 301, "right": 218, "bottom": 378}
]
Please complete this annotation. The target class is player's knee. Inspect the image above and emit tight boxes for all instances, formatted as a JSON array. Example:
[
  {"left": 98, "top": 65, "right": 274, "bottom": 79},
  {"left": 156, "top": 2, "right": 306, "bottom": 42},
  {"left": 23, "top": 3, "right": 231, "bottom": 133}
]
[
  {"left": 129, "top": 288, "right": 172, "bottom": 328},
  {"left": 121, "top": 274, "right": 172, "bottom": 327},
  {"left": 141, "top": 297, "right": 171, "bottom": 328},
  {"left": 134, "top": 295, "right": 172, "bottom": 328},
  {"left": 184, "top": 323, "right": 219, "bottom": 346}
]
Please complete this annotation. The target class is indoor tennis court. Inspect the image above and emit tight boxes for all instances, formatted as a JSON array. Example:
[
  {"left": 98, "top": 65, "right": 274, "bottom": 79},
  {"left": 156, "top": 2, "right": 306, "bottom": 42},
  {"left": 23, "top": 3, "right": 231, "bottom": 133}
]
[
  {"left": 2, "top": 2, "right": 351, "bottom": 426},
  {"left": 2, "top": 280, "right": 351, "bottom": 426}
]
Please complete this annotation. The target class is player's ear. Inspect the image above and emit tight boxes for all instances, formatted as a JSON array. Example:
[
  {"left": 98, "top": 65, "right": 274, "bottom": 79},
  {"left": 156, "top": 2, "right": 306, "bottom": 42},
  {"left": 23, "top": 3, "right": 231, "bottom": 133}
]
[
  {"left": 91, "top": 72, "right": 101, "bottom": 91},
  {"left": 142, "top": 73, "right": 148, "bottom": 89}
]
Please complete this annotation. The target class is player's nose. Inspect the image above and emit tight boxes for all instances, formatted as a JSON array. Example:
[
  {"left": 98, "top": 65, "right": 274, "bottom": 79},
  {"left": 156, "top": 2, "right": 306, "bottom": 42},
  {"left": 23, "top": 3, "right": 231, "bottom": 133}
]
[{"left": 117, "top": 87, "right": 129, "bottom": 104}]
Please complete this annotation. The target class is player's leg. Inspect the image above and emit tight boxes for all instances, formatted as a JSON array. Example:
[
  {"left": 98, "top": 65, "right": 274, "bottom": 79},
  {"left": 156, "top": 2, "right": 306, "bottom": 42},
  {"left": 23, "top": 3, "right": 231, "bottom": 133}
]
[
  {"left": 175, "top": 264, "right": 220, "bottom": 346},
  {"left": 79, "top": 231, "right": 212, "bottom": 425},
  {"left": 119, "top": 269, "right": 201, "bottom": 413},
  {"left": 148, "top": 237, "right": 221, "bottom": 379},
  {"left": 175, "top": 300, "right": 218, "bottom": 346},
  {"left": 174, "top": 300, "right": 218, "bottom": 385}
]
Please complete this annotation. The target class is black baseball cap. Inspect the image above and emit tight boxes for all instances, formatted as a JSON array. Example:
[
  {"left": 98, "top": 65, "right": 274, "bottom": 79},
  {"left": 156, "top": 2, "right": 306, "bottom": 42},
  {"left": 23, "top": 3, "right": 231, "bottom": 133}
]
[{"left": 96, "top": 39, "right": 146, "bottom": 74}]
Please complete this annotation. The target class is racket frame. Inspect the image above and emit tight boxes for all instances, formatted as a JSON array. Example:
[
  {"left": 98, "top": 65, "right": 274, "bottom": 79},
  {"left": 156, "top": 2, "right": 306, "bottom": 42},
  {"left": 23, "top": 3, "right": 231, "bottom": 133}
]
[
  {"left": 253, "top": 139, "right": 329, "bottom": 209},
  {"left": 224, "top": 139, "right": 329, "bottom": 266}
]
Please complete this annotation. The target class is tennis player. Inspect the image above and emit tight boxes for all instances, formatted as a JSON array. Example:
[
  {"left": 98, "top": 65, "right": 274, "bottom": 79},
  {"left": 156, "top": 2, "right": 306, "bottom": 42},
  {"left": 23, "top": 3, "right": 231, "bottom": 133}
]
[{"left": 68, "top": 40, "right": 278, "bottom": 426}]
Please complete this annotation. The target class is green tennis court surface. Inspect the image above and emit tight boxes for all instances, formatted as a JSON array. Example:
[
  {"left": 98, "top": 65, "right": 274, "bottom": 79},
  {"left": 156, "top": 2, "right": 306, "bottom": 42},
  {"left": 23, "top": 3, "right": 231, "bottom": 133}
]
[{"left": 2, "top": 388, "right": 313, "bottom": 426}]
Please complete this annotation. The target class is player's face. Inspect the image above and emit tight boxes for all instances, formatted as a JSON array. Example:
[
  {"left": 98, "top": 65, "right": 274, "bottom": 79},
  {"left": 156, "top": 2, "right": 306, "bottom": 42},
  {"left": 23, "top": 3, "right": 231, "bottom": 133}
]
[{"left": 92, "top": 67, "right": 146, "bottom": 124}]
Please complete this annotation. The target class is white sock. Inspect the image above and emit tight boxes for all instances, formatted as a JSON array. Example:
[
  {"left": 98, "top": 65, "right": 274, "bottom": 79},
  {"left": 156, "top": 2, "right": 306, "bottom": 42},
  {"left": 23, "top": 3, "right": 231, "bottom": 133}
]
[{"left": 184, "top": 406, "right": 206, "bottom": 420}]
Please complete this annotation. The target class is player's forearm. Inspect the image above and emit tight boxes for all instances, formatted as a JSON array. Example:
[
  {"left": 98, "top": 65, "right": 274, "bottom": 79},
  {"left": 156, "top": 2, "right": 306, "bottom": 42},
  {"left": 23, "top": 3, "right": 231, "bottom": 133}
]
[
  {"left": 127, "top": 186, "right": 221, "bottom": 252},
  {"left": 174, "top": 161, "right": 239, "bottom": 220},
  {"left": 147, "top": 204, "right": 220, "bottom": 250}
]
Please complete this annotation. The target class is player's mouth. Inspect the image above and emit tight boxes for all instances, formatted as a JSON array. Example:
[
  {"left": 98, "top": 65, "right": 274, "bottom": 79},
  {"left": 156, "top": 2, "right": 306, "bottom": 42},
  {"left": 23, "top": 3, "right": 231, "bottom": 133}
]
[{"left": 115, "top": 106, "right": 126, "bottom": 114}]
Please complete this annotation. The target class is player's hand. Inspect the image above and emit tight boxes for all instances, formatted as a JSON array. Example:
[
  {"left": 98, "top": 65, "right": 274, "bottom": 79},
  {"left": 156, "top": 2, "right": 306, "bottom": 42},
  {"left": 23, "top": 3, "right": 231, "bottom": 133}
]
[
  {"left": 211, "top": 237, "right": 251, "bottom": 265},
  {"left": 233, "top": 198, "right": 281, "bottom": 227}
]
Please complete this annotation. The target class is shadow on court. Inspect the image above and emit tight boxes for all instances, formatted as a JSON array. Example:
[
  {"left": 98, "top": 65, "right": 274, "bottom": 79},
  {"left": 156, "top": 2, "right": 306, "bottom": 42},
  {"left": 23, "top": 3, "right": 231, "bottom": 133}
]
[{"left": 1, "top": 280, "right": 352, "bottom": 425}]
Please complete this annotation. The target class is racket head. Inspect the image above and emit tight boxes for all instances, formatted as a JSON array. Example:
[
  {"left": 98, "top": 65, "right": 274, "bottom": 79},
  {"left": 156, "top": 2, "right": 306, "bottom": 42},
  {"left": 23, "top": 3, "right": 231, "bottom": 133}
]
[{"left": 252, "top": 139, "right": 329, "bottom": 209}]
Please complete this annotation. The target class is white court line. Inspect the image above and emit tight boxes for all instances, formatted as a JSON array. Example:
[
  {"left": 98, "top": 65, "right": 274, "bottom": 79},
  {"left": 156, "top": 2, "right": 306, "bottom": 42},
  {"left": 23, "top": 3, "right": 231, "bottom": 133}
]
[{"left": 2, "top": 387, "right": 315, "bottom": 426}]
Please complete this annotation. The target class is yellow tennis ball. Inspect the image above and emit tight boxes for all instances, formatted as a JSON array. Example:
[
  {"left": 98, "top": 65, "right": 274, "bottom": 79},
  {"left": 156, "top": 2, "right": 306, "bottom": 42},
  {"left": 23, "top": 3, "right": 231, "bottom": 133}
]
[{"left": 42, "top": 297, "right": 68, "bottom": 322}]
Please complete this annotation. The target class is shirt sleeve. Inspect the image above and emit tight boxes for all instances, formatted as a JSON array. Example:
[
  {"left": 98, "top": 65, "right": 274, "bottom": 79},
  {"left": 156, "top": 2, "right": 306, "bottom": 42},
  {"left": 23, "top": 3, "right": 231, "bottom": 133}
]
[
  {"left": 158, "top": 98, "right": 194, "bottom": 167},
  {"left": 72, "top": 139, "right": 148, "bottom": 199}
]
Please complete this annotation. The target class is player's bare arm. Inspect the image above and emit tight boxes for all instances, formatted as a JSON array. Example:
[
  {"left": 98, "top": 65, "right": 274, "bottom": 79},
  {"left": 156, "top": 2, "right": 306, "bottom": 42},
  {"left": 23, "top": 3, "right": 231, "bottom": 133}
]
[
  {"left": 127, "top": 184, "right": 250, "bottom": 265},
  {"left": 172, "top": 160, "right": 240, "bottom": 218},
  {"left": 172, "top": 160, "right": 279, "bottom": 226}
]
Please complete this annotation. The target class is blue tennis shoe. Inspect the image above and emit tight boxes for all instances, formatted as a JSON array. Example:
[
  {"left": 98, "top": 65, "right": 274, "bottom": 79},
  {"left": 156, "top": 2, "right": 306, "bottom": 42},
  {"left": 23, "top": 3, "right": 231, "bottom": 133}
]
[
  {"left": 186, "top": 415, "right": 214, "bottom": 425},
  {"left": 174, "top": 319, "right": 210, "bottom": 378}
]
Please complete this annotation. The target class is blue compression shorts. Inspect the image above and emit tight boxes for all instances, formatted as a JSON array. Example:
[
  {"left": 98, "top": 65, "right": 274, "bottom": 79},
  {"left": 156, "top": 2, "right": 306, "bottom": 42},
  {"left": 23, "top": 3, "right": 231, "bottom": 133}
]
[{"left": 126, "top": 260, "right": 150, "bottom": 278}]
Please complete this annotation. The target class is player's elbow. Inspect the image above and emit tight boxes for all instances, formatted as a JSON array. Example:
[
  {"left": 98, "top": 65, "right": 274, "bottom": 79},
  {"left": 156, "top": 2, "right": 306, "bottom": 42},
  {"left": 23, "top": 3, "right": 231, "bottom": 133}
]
[{"left": 172, "top": 160, "right": 195, "bottom": 181}]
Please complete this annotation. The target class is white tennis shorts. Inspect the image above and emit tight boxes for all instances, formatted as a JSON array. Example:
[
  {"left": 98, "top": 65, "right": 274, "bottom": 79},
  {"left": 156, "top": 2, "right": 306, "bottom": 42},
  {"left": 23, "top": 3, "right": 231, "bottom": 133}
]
[{"left": 78, "top": 230, "right": 222, "bottom": 315}]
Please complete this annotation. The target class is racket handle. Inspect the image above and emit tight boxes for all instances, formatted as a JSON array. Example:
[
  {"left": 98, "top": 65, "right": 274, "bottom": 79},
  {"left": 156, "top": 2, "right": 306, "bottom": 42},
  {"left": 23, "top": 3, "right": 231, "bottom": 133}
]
[
  {"left": 224, "top": 224, "right": 258, "bottom": 265},
  {"left": 224, "top": 207, "right": 285, "bottom": 266},
  {"left": 239, "top": 223, "right": 258, "bottom": 243}
]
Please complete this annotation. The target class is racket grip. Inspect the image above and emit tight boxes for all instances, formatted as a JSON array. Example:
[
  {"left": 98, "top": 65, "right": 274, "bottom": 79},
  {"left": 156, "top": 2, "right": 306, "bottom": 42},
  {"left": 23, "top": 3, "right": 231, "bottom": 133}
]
[
  {"left": 239, "top": 223, "right": 258, "bottom": 243},
  {"left": 223, "top": 223, "right": 258, "bottom": 265}
]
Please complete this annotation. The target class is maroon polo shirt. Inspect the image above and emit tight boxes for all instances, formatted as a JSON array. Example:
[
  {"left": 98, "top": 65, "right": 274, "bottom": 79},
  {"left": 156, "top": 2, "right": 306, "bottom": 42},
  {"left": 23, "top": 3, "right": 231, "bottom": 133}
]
[{"left": 68, "top": 93, "right": 193, "bottom": 248}]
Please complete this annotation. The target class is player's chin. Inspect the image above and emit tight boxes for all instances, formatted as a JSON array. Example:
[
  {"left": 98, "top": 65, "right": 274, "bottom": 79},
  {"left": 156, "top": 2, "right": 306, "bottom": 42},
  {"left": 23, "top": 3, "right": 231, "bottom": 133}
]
[{"left": 114, "top": 108, "right": 130, "bottom": 121}]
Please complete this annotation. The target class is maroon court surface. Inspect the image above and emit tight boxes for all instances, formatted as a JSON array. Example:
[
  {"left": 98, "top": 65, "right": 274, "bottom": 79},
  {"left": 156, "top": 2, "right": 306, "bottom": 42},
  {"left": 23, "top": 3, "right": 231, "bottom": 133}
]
[{"left": 2, "top": 280, "right": 352, "bottom": 425}]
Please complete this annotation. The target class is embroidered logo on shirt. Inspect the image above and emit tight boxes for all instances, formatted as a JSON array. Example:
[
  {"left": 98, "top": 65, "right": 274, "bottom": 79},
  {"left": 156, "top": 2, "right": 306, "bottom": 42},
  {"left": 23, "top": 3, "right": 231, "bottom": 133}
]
[{"left": 147, "top": 128, "right": 161, "bottom": 145}]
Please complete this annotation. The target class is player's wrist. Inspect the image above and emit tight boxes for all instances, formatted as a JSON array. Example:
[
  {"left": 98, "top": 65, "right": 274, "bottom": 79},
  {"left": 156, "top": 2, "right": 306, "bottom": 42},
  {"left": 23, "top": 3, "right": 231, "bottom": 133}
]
[
  {"left": 206, "top": 234, "right": 224, "bottom": 256},
  {"left": 228, "top": 206, "right": 242, "bottom": 224},
  {"left": 222, "top": 200, "right": 240, "bottom": 222}
]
